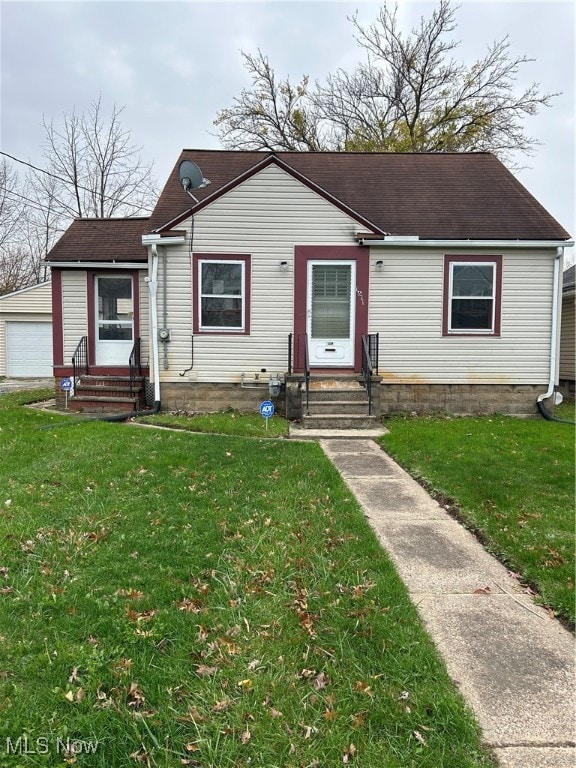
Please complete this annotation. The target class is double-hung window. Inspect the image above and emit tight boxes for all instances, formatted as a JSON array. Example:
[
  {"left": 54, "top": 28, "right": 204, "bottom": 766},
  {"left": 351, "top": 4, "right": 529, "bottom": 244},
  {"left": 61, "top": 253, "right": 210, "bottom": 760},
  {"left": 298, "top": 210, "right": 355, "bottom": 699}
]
[
  {"left": 443, "top": 256, "right": 502, "bottom": 336},
  {"left": 193, "top": 254, "right": 250, "bottom": 334}
]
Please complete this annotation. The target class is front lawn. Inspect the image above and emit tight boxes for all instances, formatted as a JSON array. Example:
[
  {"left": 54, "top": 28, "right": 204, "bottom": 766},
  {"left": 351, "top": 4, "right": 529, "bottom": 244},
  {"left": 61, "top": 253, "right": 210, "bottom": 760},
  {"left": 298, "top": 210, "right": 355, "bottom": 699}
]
[
  {"left": 137, "top": 409, "right": 289, "bottom": 438},
  {"left": 380, "top": 413, "right": 575, "bottom": 626},
  {"left": 0, "top": 392, "right": 495, "bottom": 767}
]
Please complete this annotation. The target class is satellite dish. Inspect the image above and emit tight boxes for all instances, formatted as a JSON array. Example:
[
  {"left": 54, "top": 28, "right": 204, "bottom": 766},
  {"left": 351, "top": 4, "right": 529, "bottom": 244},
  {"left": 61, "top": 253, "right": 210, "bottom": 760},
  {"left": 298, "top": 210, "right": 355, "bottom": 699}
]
[{"left": 178, "top": 160, "right": 211, "bottom": 202}]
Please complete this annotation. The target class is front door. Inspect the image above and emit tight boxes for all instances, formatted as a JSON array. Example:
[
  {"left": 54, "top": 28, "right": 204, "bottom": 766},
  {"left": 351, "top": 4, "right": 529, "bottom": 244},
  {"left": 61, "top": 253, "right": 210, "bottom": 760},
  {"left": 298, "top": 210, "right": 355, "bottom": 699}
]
[
  {"left": 307, "top": 260, "right": 355, "bottom": 366},
  {"left": 95, "top": 275, "right": 134, "bottom": 365}
]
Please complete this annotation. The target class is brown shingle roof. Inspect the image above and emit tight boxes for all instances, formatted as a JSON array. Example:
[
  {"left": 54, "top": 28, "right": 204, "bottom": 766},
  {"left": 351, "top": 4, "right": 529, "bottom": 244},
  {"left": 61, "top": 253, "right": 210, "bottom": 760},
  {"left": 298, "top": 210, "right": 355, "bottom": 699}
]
[
  {"left": 46, "top": 218, "right": 149, "bottom": 263},
  {"left": 148, "top": 150, "right": 571, "bottom": 241},
  {"left": 563, "top": 265, "right": 575, "bottom": 291}
]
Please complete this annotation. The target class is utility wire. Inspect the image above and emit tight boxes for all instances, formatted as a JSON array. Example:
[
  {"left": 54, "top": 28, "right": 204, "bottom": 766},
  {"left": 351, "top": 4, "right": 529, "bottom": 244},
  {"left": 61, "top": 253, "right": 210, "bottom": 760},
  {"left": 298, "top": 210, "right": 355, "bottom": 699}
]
[
  {"left": 1, "top": 187, "right": 64, "bottom": 219},
  {"left": 0, "top": 150, "right": 155, "bottom": 214}
]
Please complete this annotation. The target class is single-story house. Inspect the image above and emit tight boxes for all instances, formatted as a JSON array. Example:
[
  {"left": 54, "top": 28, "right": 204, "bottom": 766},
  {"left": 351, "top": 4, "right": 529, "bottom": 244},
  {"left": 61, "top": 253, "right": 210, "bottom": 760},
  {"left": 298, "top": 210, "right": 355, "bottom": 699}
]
[
  {"left": 559, "top": 265, "right": 575, "bottom": 397},
  {"left": 0, "top": 281, "right": 53, "bottom": 377},
  {"left": 45, "top": 150, "right": 573, "bottom": 423}
]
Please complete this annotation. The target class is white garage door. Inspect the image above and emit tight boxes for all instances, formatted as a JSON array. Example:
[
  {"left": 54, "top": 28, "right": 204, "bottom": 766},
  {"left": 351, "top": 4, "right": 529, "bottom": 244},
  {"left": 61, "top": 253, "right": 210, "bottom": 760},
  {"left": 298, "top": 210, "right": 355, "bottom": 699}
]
[{"left": 6, "top": 322, "right": 53, "bottom": 377}]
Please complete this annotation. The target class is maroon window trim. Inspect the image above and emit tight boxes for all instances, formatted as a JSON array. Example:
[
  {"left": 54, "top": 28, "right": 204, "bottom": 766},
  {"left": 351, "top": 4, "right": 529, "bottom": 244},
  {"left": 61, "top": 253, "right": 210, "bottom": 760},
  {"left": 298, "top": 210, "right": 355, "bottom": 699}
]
[
  {"left": 87, "top": 270, "right": 141, "bottom": 366},
  {"left": 192, "top": 253, "right": 251, "bottom": 335},
  {"left": 294, "top": 245, "right": 369, "bottom": 372},
  {"left": 51, "top": 269, "right": 64, "bottom": 366},
  {"left": 442, "top": 255, "right": 502, "bottom": 337}
]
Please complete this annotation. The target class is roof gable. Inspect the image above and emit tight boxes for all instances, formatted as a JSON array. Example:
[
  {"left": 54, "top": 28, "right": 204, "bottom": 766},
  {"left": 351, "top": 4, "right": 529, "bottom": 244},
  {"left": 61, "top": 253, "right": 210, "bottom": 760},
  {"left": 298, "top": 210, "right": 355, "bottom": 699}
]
[
  {"left": 148, "top": 149, "right": 571, "bottom": 242},
  {"left": 154, "top": 154, "right": 385, "bottom": 235}
]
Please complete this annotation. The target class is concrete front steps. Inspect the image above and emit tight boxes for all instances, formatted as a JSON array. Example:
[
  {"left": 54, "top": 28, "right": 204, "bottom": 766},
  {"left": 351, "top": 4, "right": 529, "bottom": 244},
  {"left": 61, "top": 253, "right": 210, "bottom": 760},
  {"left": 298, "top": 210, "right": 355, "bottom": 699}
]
[
  {"left": 69, "top": 375, "right": 145, "bottom": 414},
  {"left": 300, "top": 376, "right": 379, "bottom": 432}
]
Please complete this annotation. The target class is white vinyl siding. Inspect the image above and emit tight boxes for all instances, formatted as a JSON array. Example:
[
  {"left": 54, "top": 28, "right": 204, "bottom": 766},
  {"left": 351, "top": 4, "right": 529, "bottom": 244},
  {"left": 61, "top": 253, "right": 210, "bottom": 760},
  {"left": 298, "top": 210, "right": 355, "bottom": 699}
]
[
  {"left": 62, "top": 270, "right": 88, "bottom": 364},
  {"left": 0, "top": 282, "right": 52, "bottom": 376},
  {"left": 159, "top": 164, "right": 361, "bottom": 382},
  {"left": 368, "top": 249, "right": 554, "bottom": 384},
  {"left": 559, "top": 294, "right": 575, "bottom": 381}
]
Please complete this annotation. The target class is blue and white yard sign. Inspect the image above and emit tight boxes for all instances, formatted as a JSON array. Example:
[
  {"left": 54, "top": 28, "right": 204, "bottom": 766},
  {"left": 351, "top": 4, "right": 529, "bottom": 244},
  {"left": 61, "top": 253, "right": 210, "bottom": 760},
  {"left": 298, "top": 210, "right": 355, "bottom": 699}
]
[
  {"left": 259, "top": 400, "right": 275, "bottom": 429},
  {"left": 60, "top": 377, "right": 73, "bottom": 409}
]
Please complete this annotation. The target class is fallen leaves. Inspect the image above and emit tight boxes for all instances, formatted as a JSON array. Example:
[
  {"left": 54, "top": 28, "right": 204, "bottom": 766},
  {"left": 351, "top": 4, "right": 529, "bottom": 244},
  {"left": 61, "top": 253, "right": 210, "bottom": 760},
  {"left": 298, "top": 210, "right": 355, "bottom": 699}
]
[
  {"left": 195, "top": 664, "right": 219, "bottom": 678},
  {"left": 116, "top": 588, "right": 144, "bottom": 600},
  {"left": 176, "top": 597, "right": 204, "bottom": 613},
  {"left": 353, "top": 680, "right": 374, "bottom": 697},
  {"left": 342, "top": 742, "right": 356, "bottom": 762}
]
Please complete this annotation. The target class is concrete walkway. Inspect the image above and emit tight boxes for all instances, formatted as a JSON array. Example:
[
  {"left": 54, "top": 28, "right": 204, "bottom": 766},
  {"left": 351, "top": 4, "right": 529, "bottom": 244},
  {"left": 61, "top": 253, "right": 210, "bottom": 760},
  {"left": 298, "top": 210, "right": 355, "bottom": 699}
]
[
  {"left": 0, "top": 377, "right": 53, "bottom": 393},
  {"left": 320, "top": 438, "right": 575, "bottom": 768}
]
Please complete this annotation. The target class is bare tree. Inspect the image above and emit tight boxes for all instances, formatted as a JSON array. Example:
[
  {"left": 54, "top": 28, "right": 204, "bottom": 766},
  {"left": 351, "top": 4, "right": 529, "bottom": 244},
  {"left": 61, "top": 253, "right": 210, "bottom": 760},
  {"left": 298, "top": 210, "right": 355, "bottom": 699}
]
[
  {"left": 215, "top": 0, "right": 557, "bottom": 167},
  {"left": 0, "top": 158, "right": 38, "bottom": 294},
  {"left": 0, "top": 158, "right": 25, "bottom": 252},
  {"left": 215, "top": 51, "right": 324, "bottom": 151},
  {"left": 40, "top": 96, "right": 157, "bottom": 219},
  {"left": 0, "top": 99, "right": 158, "bottom": 295}
]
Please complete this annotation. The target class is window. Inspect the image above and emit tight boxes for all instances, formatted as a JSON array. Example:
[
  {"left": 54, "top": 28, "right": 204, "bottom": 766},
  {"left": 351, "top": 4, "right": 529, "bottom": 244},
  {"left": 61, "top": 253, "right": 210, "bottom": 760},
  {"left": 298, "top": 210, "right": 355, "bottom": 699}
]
[
  {"left": 193, "top": 254, "right": 250, "bottom": 334},
  {"left": 443, "top": 256, "right": 502, "bottom": 336},
  {"left": 96, "top": 275, "right": 133, "bottom": 341}
]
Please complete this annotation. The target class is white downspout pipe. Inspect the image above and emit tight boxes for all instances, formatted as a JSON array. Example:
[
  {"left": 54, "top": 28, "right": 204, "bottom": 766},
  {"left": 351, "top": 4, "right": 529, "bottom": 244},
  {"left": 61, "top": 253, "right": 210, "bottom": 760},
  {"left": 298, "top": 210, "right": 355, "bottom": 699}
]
[
  {"left": 537, "top": 247, "right": 564, "bottom": 404},
  {"left": 145, "top": 243, "right": 161, "bottom": 406}
]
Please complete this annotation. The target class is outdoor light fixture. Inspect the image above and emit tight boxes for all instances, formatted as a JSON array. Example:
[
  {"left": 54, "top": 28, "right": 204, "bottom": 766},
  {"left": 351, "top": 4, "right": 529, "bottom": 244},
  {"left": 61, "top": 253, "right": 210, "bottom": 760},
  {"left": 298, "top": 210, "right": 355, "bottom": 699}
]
[
  {"left": 375, "top": 260, "right": 384, "bottom": 271},
  {"left": 279, "top": 260, "right": 289, "bottom": 272}
]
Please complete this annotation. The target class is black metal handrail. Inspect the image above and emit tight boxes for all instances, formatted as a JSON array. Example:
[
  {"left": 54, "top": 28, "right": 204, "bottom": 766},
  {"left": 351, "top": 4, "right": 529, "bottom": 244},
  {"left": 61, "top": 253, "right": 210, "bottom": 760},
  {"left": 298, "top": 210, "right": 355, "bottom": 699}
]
[
  {"left": 304, "top": 333, "right": 310, "bottom": 416},
  {"left": 288, "top": 332, "right": 293, "bottom": 375},
  {"left": 129, "top": 338, "right": 142, "bottom": 397},
  {"left": 72, "top": 336, "right": 88, "bottom": 388},
  {"left": 361, "top": 333, "right": 379, "bottom": 416}
]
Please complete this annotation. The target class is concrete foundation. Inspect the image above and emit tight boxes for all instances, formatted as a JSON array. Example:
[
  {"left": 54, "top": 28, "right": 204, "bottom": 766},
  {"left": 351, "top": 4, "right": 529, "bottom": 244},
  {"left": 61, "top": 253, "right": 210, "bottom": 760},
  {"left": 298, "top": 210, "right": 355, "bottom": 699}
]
[
  {"left": 136, "top": 381, "right": 547, "bottom": 419},
  {"left": 379, "top": 383, "right": 545, "bottom": 417},
  {"left": 160, "top": 381, "right": 286, "bottom": 415}
]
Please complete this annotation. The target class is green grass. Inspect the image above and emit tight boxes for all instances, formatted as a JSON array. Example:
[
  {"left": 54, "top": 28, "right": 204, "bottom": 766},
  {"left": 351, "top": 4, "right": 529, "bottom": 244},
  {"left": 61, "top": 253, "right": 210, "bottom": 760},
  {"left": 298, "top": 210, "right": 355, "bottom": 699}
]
[
  {"left": 380, "top": 413, "right": 575, "bottom": 625},
  {"left": 0, "top": 391, "right": 496, "bottom": 767},
  {"left": 137, "top": 409, "right": 289, "bottom": 438}
]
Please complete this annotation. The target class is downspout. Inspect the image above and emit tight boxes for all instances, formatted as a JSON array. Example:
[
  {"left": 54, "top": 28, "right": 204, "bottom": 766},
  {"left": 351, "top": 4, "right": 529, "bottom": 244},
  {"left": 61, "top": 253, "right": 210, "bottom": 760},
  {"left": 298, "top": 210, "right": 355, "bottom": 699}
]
[
  {"left": 536, "top": 247, "right": 574, "bottom": 422},
  {"left": 147, "top": 242, "right": 162, "bottom": 409},
  {"left": 162, "top": 246, "right": 169, "bottom": 369}
]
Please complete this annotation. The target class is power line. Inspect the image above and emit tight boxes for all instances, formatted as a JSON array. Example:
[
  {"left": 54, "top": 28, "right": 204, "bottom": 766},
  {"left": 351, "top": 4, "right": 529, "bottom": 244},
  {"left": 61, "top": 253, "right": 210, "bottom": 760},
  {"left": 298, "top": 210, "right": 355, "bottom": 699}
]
[
  {"left": 1, "top": 188, "right": 60, "bottom": 219},
  {"left": 0, "top": 150, "right": 155, "bottom": 215}
]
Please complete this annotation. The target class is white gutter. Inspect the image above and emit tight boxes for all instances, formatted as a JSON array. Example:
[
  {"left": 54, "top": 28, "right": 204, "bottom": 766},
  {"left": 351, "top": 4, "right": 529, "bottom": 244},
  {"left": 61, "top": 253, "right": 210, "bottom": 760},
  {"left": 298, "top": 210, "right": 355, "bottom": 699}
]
[
  {"left": 359, "top": 237, "right": 574, "bottom": 249},
  {"left": 537, "top": 246, "right": 564, "bottom": 404},
  {"left": 142, "top": 235, "right": 186, "bottom": 245},
  {"left": 47, "top": 261, "right": 147, "bottom": 269}
]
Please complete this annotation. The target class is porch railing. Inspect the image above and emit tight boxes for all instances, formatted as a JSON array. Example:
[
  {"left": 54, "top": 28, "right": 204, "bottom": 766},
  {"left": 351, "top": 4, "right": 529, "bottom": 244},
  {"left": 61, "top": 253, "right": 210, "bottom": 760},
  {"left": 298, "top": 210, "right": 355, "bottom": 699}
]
[
  {"left": 361, "top": 333, "right": 379, "bottom": 416},
  {"left": 129, "top": 338, "right": 142, "bottom": 397},
  {"left": 72, "top": 336, "right": 88, "bottom": 388},
  {"left": 288, "top": 332, "right": 293, "bottom": 375},
  {"left": 303, "top": 333, "right": 311, "bottom": 416}
]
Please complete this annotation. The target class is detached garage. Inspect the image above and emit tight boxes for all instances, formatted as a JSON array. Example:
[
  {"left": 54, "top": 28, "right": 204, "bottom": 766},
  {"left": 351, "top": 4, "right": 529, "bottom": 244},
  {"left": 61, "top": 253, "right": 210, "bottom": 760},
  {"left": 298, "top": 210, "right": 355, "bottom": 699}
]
[{"left": 0, "top": 282, "right": 53, "bottom": 377}]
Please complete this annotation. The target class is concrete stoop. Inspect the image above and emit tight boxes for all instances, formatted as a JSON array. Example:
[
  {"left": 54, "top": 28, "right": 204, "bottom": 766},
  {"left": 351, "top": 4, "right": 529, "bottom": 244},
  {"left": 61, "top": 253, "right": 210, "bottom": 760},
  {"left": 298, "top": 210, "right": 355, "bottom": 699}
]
[
  {"left": 320, "top": 438, "right": 575, "bottom": 768},
  {"left": 295, "top": 375, "right": 382, "bottom": 432}
]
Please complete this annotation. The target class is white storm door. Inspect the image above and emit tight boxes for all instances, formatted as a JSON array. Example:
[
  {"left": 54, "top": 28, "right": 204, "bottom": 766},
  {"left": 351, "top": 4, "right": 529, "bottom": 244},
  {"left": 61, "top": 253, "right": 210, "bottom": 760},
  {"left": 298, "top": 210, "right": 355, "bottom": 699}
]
[
  {"left": 306, "top": 261, "right": 355, "bottom": 366},
  {"left": 95, "top": 275, "right": 134, "bottom": 365}
]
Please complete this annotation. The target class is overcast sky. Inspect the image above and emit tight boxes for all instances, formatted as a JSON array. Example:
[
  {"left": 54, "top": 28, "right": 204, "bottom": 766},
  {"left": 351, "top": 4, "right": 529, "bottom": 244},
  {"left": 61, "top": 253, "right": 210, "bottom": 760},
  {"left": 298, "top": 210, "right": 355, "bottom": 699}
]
[{"left": 1, "top": 0, "right": 574, "bottom": 259}]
